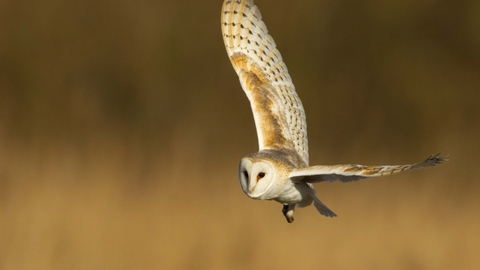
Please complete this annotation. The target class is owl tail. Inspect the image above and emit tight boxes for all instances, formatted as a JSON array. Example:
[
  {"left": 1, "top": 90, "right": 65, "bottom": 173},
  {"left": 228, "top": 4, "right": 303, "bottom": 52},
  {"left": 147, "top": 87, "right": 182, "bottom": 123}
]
[
  {"left": 313, "top": 196, "right": 337, "bottom": 218},
  {"left": 306, "top": 187, "right": 337, "bottom": 218}
]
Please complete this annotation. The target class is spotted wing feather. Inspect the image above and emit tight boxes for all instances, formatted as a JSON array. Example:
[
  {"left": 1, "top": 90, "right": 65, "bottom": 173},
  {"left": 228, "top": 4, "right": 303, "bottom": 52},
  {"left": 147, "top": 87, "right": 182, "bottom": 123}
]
[
  {"left": 221, "top": 0, "right": 309, "bottom": 165},
  {"left": 290, "top": 154, "right": 446, "bottom": 183}
]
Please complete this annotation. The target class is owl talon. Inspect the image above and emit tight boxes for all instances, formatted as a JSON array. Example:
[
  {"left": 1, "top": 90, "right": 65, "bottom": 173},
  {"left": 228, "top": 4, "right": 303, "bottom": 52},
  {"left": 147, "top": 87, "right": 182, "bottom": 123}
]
[{"left": 282, "top": 204, "right": 295, "bottom": 223}]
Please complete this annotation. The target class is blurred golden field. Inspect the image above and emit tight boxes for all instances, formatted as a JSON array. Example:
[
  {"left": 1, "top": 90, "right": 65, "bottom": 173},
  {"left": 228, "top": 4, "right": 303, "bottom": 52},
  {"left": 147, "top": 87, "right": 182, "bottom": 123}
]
[{"left": 1, "top": 0, "right": 479, "bottom": 269}]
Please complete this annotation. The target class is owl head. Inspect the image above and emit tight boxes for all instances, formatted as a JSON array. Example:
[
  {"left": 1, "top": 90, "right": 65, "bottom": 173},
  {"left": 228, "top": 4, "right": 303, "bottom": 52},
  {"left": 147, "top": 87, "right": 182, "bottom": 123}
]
[{"left": 238, "top": 157, "right": 278, "bottom": 200}]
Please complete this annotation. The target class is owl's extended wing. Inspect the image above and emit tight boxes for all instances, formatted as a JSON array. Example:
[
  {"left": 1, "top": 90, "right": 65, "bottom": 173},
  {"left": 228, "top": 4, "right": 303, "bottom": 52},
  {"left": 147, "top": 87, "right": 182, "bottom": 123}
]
[
  {"left": 290, "top": 154, "right": 446, "bottom": 183},
  {"left": 221, "top": 0, "right": 309, "bottom": 165}
]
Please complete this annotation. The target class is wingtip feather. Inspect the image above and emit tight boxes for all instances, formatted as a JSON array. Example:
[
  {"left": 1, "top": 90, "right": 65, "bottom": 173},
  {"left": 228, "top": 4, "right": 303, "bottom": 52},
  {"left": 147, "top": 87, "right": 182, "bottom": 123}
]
[{"left": 421, "top": 153, "right": 448, "bottom": 168}]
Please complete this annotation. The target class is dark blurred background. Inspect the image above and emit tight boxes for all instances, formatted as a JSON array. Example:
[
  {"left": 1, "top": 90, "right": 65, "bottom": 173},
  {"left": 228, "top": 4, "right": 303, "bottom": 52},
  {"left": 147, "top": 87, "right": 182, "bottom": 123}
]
[{"left": 0, "top": 0, "right": 479, "bottom": 269}]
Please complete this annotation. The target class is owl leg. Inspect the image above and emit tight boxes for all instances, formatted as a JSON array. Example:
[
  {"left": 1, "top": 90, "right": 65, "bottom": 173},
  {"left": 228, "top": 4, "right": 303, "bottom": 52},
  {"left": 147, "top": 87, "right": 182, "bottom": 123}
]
[{"left": 282, "top": 204, "right": 296, "bottom": 223}]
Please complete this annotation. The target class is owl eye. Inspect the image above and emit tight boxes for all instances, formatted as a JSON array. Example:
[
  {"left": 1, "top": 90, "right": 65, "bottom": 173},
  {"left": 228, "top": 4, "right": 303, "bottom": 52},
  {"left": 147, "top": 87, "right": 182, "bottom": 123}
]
[
  {"left": 243, "top": 171, "right": 249, "bottom": 180},
  {"left": 257, "top": 172, "right": 265, "bottom": 180}
]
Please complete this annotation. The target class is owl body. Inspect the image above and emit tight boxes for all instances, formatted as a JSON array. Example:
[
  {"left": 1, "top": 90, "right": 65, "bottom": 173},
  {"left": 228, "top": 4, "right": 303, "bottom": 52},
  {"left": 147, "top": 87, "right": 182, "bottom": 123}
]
[{"left": 222, "top": 0, "right": 445, "bottom": 223}]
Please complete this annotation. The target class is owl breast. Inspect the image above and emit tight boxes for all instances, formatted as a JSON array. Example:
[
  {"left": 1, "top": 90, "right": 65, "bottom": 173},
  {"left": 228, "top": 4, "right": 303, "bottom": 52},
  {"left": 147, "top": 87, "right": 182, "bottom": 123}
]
[{"left": 273, "top": 181, "right": 313, "bottom": 207}]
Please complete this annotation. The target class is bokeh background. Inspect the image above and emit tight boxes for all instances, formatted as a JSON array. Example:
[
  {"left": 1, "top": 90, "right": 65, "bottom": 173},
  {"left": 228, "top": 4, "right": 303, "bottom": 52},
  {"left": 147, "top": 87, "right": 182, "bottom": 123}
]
[{"left": 1, "top": 0, "right": 479, "bottom": 269}]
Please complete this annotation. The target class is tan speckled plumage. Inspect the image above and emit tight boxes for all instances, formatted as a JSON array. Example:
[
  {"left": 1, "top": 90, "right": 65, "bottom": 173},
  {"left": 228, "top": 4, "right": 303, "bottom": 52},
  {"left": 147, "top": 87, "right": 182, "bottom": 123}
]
[
  {"left": 222, "top": 0, "right": 309, "bottom": 165},
  {"left": 222, "top": 0, "right": 445, "bottom": 223}
]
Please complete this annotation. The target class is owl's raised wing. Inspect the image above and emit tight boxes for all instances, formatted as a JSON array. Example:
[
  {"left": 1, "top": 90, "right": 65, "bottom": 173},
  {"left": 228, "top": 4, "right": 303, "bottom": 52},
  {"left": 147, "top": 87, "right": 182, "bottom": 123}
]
[
  {"left": 221, "top": 0, "right": 309, "bottom": 165},
  {"left": 290, "top": 154, "right": 446, "bottom": 183}
]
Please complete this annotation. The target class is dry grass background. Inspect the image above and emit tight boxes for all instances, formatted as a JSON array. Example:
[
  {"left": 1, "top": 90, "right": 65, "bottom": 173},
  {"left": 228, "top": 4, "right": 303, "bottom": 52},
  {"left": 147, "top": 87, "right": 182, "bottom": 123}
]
[{"left": 1, "top": 0, "right": 479, "bottom": 269}]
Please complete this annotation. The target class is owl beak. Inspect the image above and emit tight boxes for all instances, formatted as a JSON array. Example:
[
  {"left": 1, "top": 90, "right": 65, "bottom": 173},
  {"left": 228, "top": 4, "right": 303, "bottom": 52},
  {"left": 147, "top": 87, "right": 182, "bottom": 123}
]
[
  {"left": 247, "top": 185, "right": 261, "bottom": 199},
  {"left": 248, "top": 185, "right": 256, "bottom": 196}
]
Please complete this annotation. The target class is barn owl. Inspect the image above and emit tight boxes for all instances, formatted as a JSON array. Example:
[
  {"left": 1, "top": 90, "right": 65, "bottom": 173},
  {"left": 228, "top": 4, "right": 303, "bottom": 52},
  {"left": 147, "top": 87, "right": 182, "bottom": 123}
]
[{"left": 221, "top": 0, "right": 445, "bottom": 223}]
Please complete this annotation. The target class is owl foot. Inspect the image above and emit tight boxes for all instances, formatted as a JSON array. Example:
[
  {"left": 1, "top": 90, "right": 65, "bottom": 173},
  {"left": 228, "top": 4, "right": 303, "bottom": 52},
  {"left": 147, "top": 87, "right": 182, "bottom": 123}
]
[{"left": 282, "top": 204, "right": 296, "bottom": 223}]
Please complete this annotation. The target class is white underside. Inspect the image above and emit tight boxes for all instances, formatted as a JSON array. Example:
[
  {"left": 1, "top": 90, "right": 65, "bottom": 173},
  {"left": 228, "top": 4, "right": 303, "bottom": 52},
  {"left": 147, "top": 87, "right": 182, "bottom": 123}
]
[{"left": 272, "top": 181, "right": 314, "bottom": 207}]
